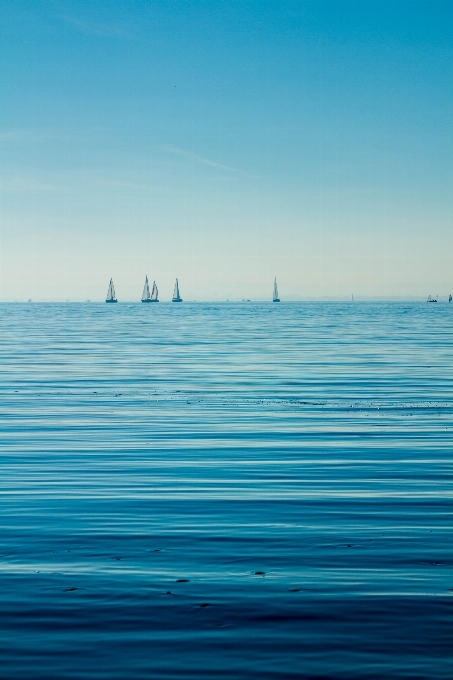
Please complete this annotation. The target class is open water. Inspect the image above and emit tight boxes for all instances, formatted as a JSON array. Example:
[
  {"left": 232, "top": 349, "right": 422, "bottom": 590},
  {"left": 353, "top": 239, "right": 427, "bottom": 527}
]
[{"left": 0, "top": 302, "right": 452, "bottom": 679}]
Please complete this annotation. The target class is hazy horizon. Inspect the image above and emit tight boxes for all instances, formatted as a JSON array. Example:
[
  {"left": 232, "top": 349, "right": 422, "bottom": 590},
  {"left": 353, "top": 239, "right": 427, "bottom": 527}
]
[
  {"left": 1, "top": 0, "right": 452, "bottom": 300},
  {"left": 2, "top": 292, "right": 450, "bottom": 303}
]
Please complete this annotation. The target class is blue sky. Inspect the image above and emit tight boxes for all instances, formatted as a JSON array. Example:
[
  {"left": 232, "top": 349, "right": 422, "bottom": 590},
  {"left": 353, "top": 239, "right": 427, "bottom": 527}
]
[{"left": 1, "top": 0, "right": 452, "bottom": 300}]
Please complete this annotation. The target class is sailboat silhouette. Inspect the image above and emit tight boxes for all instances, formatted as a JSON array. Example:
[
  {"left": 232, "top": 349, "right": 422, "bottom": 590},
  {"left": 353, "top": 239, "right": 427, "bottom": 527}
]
[
  {"left": 142, "top": 276, "right": 159, "bottom": 302},
  {"left": 106, "top": 278, "right": 117, "bottom": 303},
  {"left": 172, "top": 278, "right": 182, "bottom": 302}
]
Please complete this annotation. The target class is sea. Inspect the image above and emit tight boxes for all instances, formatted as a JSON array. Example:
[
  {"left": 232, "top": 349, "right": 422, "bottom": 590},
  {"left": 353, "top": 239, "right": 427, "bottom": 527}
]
[{"left": 0, "top": 301, "right": 452, "bottom": 679}]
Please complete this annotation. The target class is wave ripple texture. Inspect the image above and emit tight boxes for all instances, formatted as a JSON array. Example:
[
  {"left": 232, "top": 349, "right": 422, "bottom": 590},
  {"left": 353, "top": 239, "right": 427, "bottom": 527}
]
[{"left": 0, "top": 302, "right": 452, "bottom": 679}]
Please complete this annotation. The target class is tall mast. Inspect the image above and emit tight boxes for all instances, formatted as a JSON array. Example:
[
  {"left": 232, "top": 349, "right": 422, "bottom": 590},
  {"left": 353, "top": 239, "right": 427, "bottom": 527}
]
[
  {"left": 142, "top": 275, "right": 150, "bottom": 301},
  {"left": 106, "top": 278, "right": 117, "bottom": 302},
  {"left": 172, "top": 278, "right": 182, "bottom": 302}
]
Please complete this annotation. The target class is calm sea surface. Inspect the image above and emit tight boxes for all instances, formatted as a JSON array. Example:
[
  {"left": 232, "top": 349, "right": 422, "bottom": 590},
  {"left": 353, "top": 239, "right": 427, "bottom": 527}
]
[{"left": 0, "top": 302, "right": 452, "bottom": 679}]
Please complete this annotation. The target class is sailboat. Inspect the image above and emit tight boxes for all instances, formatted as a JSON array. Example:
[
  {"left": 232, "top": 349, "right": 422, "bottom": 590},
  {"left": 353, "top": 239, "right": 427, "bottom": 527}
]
[
  {"left": 273, "top": 277, "right": 280, "bottom": 302},
  {"left": 449, "top": 294, "right": 452, "bottom": 303},
  {"left": 106, "top": 278, "right": 117, "bottom": 303},
  {"left": 172, "top": 278, "right": 182, "bottom": 302},
  {"left": 427, "top": 295, "right": 437, "bottom": 303},
  {"left": 142, "top": 275, "right": 150, "bottom": 302},
  {"left": 141, "top": 276, "right": 158, "bottom": 303}
]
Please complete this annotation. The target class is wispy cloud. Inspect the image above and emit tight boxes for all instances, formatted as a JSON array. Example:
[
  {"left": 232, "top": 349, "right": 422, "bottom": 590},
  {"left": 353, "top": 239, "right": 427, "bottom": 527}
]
[
  {"left": 162, "top": 145, "right": 262, "bottom": 180},
  {"left": 161, "top": 145, "right": 240, "bottom": 173},
  {"left": 99, "top": 179, "right": 150, "bottom": 190},
  {"left": 0, "top": 178, "right": 58, "bottom": 192},
  {"left": 0, "top": 130, "right": 23, "bottom": 142},
  {"left": 0, "top": 128, "right": 76, "bottom": 144},
  {"left": 0, "top": 129, "right": 54, "bottom": 143},
  {"left": 57, "top": 14, "right": 134, "bottom": 39}
]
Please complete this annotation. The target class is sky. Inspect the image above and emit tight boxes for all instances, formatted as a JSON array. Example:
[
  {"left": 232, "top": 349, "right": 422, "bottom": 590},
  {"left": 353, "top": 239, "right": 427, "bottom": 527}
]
[{"left": 1, "top": 0, "right": 452, "bottom": 301}]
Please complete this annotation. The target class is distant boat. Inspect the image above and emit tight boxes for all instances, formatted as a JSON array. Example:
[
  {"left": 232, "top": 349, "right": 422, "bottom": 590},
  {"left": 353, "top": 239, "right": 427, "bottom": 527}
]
[
  {"left": 172, "top": 278, "right": 182, "bottom": 302},
  {"left": 449, "top": 294, "right": 452, "bottom": 303},
  {"left": 427, "top": 295, "right": 437, "bottom": 303},
  {"left": 142, "top": 276, "right": 159, "bottom": 303},
  {"left": 273, "top": 278, "right": 280, "bottom": 302},
  {"left": 106, "top": 278, "right": 117, "bottom": 303}
]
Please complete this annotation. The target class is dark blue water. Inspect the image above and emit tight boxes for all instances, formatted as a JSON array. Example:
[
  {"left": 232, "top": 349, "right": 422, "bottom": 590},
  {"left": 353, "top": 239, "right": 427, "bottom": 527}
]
[{"left": 1, "top": 302, "right": 452, "bottom": 679}]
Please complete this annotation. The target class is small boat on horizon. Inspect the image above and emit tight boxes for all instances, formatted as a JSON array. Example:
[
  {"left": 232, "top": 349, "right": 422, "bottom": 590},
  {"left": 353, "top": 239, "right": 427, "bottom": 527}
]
[
  {"left": 172, "top": 278, "right": 182, "bottom": 302},
  {"left": 427, "top": 295, "right": 437, "bottom": 303},
  {"left": 142, "top": 276, "right": 159, "bottom": 303},
  {"left": 273, "top": 278, "right": 280, "bottom": 302},
  {"left": 106, "top": 278, "right": 117, "bottom": 303},
  {"left": 449, "top": 294, "right": 452, "bottom": 303}
]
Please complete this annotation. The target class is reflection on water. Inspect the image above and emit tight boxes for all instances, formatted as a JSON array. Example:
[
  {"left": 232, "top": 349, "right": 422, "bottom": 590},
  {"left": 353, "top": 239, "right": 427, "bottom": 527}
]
[{"left": 0, "top": 302, "right": 452, "bottom": 679}]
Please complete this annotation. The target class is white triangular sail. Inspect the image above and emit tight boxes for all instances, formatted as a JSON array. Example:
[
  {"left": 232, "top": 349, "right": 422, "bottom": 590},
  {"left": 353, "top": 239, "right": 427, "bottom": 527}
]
[
  {"left": 142, "top": 275, "right": 150, "bottom": 301},
  {"left": 151, "top": 281, "right": 158, "bottom": 301},
  {"left": 173, "top": 278, "right": 180, "bottom": 300},
  {"left": 273, "top": 277, "right": 279, "bottom": 301},
  {"left": 106, "top": 278, "right": 116, "bottom": 301}
]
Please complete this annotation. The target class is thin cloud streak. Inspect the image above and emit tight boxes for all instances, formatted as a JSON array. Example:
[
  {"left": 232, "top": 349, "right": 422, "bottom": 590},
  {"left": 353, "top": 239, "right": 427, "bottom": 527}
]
[
  {"left": 0, "top": 178, "right": 58, "bottom": 192},
  {"left": 99, "top": 179, "right": 150, "bottom": 190},
  {"left": 162, "top": 145, "right": 261, "bottom": 179},
  {"left": 0, "top": 129, "right": 60, "bottom": 143},
  {"left": 0, "top": 128, "right": 89, "bottom": 144},
  {"left": 161, "top": 145, "right": 239, "bottom": 173},
  {"left": 57, "top": 14, "right": 135, "bottom": 39}
]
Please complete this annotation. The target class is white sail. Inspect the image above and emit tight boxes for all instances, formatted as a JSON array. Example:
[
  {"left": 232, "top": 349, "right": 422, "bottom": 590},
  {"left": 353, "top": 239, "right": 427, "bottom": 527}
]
[
  {"left": 106, "top": 278, "right": 116, "bottom": 301},
  {"left": 151, "top": 281, "right": 158, "bottom": 301},
  {"left": 273, "top": 277, "right": 279, "bottom": 302},
  {"left": 142, "top": 276, "right": 150, "bottom": 301},
  {"left": 173, "top": 278, "right": 180, "bottom": 300}
]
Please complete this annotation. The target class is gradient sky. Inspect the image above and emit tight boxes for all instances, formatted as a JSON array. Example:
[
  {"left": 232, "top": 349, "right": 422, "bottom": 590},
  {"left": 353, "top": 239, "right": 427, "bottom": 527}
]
[{"left": 1, "top": 0, "right": 452, "bottom": 300}]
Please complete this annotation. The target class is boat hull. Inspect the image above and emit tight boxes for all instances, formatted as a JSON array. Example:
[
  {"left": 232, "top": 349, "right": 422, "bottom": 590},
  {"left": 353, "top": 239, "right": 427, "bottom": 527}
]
[
  {"left": 172, "top": 298, "right": 183, "bottom": 303},
  {"left": 106, "top": 299, "right": 117, "bottom": 303},
  {"left": 273, "top": 299, "right": 280, "bottom": 303},
  {"left": 142, "top": 299, "right": 159, "bottom": 303}
]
